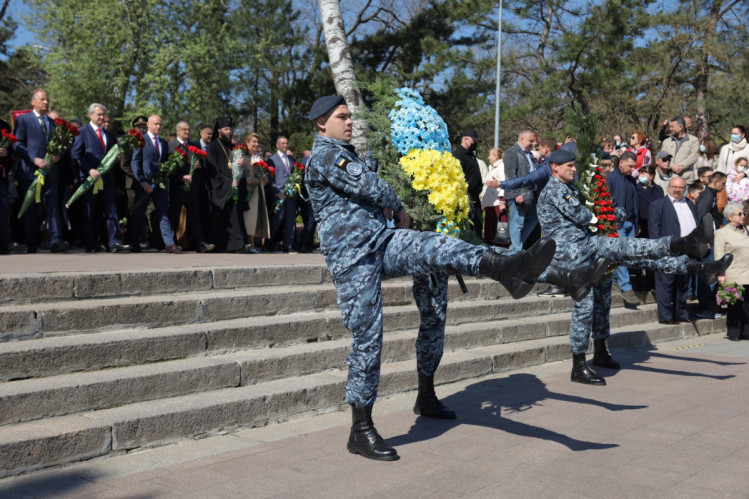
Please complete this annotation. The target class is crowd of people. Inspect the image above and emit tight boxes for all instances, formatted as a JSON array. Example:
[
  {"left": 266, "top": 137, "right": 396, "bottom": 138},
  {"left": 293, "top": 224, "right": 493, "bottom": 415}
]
[
  {"left": 0, "top": 89, "right": 317, "bottom": 255},
  {"left": 456, "top": 119, "right": 749, "bottom": 338}
]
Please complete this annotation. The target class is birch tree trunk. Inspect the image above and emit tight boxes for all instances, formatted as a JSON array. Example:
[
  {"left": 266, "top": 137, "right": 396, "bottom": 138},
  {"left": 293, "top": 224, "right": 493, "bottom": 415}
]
[{"left": 317, "top": 0, "right": 368, "bottom": 152}]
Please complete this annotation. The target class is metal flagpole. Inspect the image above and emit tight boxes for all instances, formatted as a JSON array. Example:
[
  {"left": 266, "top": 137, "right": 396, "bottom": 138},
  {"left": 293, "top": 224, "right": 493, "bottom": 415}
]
[{"left": 494, "top": 0, "right": 503, "bottom": 148}]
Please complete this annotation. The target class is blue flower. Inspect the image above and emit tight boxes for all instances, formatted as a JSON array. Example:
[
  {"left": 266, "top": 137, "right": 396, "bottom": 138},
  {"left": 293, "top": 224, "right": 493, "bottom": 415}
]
[{"left": 389, "top": 87, "right": 451, "bottom": 155}]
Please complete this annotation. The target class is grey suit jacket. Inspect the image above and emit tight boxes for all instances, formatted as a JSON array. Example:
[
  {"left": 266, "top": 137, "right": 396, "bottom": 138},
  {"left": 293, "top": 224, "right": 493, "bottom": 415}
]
[{"left": 503, "top": 143, "right": 538, "bottom": 202}]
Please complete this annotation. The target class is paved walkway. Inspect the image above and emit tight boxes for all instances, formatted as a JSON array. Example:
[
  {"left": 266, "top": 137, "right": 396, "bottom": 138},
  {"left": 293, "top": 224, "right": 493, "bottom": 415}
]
[{"left": 0, "top": 333, "right": 746, "bottom": 497}]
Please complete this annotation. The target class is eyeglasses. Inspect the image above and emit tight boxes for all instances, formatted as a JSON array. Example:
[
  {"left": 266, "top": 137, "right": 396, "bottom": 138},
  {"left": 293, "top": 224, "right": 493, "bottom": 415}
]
[
  {"left": 630, "top": 136, "right": 636, "bottom": 139},
  {"left": 737, "top": 213, "right": 746, "bottom": 216}
]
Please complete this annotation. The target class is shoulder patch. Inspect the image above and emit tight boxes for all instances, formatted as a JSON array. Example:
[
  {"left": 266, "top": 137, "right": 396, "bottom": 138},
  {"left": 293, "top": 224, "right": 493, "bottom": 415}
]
[
  {"left": 336, "top": 156, "right": 362, "bottom": 177},
  {"left": 564, "top": 193, "right": 580, "bottom": 206}
]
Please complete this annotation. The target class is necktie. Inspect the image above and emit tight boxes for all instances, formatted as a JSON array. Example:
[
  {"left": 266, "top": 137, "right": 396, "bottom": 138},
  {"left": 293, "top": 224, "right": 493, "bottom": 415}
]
[
  {"left": 283, "top": 154, "right": 289, "bottom": 173},
  {"left": 38, "top": 116, "right": 48, "bottom": 140},
  {"left": 153, "top": 136, "right": 160, "bottom": 156},
  {"left": 96, "top": 127, "right": 105, "bottom": 150}
]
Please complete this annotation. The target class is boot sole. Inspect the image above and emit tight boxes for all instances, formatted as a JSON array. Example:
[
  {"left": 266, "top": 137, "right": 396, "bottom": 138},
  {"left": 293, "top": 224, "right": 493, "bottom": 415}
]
[
  {"left": 570, "top": 377, "right": 607, "bottom": 385},
  {"left": 347, "top": 443, "right": 400, "bottom": 461},
  {"left": 413, "top": 407, "right": 457, "bottom": 419}
]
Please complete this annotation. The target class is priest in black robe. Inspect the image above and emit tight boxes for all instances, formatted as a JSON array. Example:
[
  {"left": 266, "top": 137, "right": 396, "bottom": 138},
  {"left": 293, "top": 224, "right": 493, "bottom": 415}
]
[{"left": 204, "top": 117, "right": 245, "bottom": 252}]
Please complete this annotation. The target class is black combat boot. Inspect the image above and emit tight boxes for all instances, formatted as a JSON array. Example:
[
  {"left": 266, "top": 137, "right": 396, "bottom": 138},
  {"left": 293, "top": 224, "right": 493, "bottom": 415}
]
[
  {"left": 347, "top": 405, "right": 399, "bottom": 461},
  {"left": 670, "top": 215, "right": 713, "bottom": 258},
  {"left": 479, "top": 237, "right": 556, "bottom": 299},
  {"left": 571, "top": 353, "right": 606, "bottom": 385},
  {"left": 413, "top": 375, "right": 456, "bottom": 419},
  {"left": 591, "top": 339, "right": 621, "bottom": 369},
  {"left": 686, "top": 254, "right": 734, "bottom": 285},
  {"left": 544, "top": 257, "right": 610, "bottom": 302}
]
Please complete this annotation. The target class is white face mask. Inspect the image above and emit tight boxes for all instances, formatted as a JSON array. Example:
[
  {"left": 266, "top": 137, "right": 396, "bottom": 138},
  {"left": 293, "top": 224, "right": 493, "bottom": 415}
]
[{"left": 739, "top": 166, "right": 748, "bottom": 174}]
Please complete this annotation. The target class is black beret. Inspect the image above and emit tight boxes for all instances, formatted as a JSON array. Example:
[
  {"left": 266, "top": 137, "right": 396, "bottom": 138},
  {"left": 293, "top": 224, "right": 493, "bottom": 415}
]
[
  {"left": 309, "top": 95, "right": 347, "bottom": 120},
  {"left": 547, "top": 148, "right": 576, "bottom": 164}
]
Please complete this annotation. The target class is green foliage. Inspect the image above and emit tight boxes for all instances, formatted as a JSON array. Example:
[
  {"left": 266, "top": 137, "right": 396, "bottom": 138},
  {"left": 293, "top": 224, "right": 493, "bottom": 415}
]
[
  {"left": 564, "top": 103, "right": 601, "bottom": 172},
  {"left": 288, "top": 132, "right": 313, "bottom": 157}
]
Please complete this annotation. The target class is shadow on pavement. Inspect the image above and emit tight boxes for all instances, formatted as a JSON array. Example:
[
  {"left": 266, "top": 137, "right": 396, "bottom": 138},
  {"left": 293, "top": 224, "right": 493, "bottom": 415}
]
[
  {"left": 391, "top": 373, "right": 641, "bottom": 451},
  {"left": 601, "top": 342, "right": 742, "bottom": 380}
]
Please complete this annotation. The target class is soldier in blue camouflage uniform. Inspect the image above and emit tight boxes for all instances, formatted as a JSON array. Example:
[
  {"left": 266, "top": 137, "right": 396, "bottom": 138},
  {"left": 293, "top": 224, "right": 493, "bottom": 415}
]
[
  {"left": 304, "top": 95, "right": 590, "bottom": 461},
  {"left": 536, "top": 149, "right": 734, "bottom": 385}
]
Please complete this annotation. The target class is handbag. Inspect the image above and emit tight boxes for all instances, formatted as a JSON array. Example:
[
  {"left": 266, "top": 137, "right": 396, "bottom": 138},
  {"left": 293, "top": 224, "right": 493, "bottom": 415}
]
[{"left": 493, "top": 208, "right": 511, "bottom": 245}]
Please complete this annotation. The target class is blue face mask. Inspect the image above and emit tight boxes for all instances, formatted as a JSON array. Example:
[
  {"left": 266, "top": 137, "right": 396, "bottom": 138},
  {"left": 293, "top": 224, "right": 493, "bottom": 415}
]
[
  {"left": 615, "top": 141, "right": 622, "bottom": 148},
  {"left": 639, "top": 176, "right": 650, "bottom": 184},
  {"left": 699, "top": 144, "right": 706, "bottom": 153},
  {"left": 731, "top": 134, "right": 742, "bottom": 143}
]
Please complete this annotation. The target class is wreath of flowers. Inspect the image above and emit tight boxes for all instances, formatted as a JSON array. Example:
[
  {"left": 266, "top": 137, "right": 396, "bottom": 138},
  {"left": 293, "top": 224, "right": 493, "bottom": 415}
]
[
  {"left": 576, "top": 157, "right": 619, "bottom": 238},
  {"left": 371, "top": 85, "right": 471, "bottom": 236}
]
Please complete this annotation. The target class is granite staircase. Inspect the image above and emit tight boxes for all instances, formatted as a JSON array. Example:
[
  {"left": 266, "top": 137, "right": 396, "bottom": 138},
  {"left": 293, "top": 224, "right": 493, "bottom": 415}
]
[{"left": 0, "top": 264, "right": 725, "bottom": 477}]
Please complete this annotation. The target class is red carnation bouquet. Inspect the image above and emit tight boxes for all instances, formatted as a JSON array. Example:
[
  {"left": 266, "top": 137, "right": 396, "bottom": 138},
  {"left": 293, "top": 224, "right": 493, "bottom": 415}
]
[
  {"left": 66, "top": 128, "right": 146, "bottom": 209},
  {"left": 182, "top": 144, "right": 207, "bottom": 192},
  {"left": 18, "top": 118, "right": 79, "bottom": 218},
  {"left": 577, "top": 161, "right": 619, "bottom": 238},
  {"left": 246, "top": 159, "right": 271, "bottom": 203}
]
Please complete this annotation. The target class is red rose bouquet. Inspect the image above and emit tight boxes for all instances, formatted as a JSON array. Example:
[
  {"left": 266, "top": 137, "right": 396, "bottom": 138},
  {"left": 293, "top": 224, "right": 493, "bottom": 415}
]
[{"left": 182, "top": 145, "right": 207, "bottom": 192}]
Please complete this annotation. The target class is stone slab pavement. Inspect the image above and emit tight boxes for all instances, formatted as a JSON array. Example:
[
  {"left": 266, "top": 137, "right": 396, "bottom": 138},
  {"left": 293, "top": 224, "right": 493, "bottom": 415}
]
[
  {"left": 1, "top": 332, "right": 747, "bottom": 498},
  {"left": 0, "top": 249, "right": 327, "bottom": 275}
]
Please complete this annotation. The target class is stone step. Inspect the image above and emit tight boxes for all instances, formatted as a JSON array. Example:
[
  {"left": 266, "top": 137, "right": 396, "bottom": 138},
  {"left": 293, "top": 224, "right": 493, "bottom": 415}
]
[
  {"left": 0, "top": 276, "right": 512, "bottom": 341},
  {"left": 0, "top": 303, "right": 672, "bottom": 426},
  {"left": 0, "top": 292, "right": 576, "bottom": 381},
  {"left": 0, "top": 265, "right": 333, "bottom": 305},
  {"left": 0, "top": 318, "right": 724, "bottom": 478}
]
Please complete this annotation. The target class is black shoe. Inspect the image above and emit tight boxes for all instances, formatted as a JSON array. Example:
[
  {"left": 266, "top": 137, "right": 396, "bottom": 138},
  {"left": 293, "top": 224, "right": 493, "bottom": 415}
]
[
  {"left": 110, "top": 242, "right": 132, "bottom": 253},
  {"left": 658, "top": 320, "right": 680, "bottom": 325},
  {"left": 728, "top": 336, "right": 741, "bottom": 342},
  {"left": 687, "top": 254, "right": 734, "bottom": 285},
  {"left": 537, "top": 285, "right": 567, "bottom": 297},
  {"left": 50, "top": 241, "right": 69, "bottom": 253},
  {"left": 671, "top": 215, "right": 713, "bottom": 258},
  {"left": 347, "top": 405, "right": 399, "bottom": 461},
  {"left": 198, "top": 242, "right": 216, "bottom": 253},
  {"left": 545, "top": 257, "right": 610, "bottom": 302},
  {"left": 26, "top": 247, "right": 38, "bottom": 254},
  {"left": 479, "top": 238, "right": 556, "bottom": 299},
  {"left": 413, "top": 376, "right": 456, "bottom": 419},
  {"left": 571, "top": 353, "right": 606, "bottom": 385},
  {"left": 591, "top": 339, "right": 621, "bottom": 370}
]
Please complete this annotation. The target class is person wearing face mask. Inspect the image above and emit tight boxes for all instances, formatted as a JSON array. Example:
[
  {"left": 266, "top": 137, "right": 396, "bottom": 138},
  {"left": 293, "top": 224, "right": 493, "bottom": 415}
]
[
  {"left": 453, "top": 129, "right": 484, "bottom": 238},
  {"left": 717, "top": 125, "right": 749, "bottom": 175},
  {"left": 698, "top": 137, "right": 719, "bottom": 169},
  {"left": 726, "top": 157, "right": 749, "bottom": 203},
  {"left": 636, "top": 164, "right": 664, "bottom": 239}
]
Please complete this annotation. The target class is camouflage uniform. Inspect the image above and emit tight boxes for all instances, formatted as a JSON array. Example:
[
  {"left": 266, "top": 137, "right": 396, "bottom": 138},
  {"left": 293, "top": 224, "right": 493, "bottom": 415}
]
[
  {"left": 537, "top": 176, "right": 690, "bottom": 354},
  {"left": 306, "top": 135, "right": 485, "bottom": 407}
]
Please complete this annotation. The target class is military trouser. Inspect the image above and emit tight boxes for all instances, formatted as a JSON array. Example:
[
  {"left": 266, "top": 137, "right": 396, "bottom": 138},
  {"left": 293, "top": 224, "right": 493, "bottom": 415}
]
[
  {"left": 537, "top": 234, "right": 691, "bottom": 354},
  {"left": 334, "top": 229, "right": 485, "bottom": 408}
]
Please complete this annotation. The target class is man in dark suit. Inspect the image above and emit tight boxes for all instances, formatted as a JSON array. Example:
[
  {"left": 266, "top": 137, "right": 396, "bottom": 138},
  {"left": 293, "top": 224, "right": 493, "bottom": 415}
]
[
  {"left": 268, "top": 135, "right": 297, "bottom": 252},
  {"left": 503, "top": 130, "right": 539, "bottom": 251},
  {"left": 649, "top": 176, "right": 698, "bottom": 323},
  {"left": 12, "top": 89, "right": 68, "bottom": 253},
  {"left": 453, "top": 130, "right": 484, "bottom": 238},
  {"left": 70, "top": 103, "right": 129, "bottom": 253},
  {"left": 168, "top": 121, "right": 214, "bottom": 252},
  {"left": 131, "top": 114, "right": 179, "bottom": 253}
]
